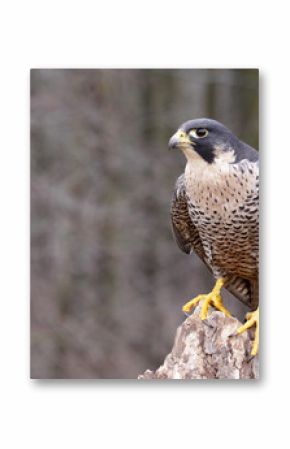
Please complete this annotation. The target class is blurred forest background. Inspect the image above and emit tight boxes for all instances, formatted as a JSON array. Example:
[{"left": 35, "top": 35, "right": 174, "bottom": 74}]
[{"left": 31, "top": 69, "right": 258, "bottom": 379}]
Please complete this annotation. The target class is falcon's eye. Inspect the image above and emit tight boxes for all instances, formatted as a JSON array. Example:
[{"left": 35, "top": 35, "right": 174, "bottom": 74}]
[{"left": 189, "top": 128, "right": 208, "bottom": 139}]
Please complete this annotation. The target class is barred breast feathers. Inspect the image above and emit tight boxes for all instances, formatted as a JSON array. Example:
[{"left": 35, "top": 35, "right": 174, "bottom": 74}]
[{"left": 184, "top": 158, "right": 259, "bottom": 218}]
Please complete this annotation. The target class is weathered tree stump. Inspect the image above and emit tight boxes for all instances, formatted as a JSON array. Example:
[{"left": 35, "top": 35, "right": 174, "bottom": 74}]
[{"left": 138, "top": 304, "right": 259, "bottom": 380}]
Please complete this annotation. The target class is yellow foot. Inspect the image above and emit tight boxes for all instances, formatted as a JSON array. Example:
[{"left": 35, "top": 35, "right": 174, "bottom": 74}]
[
  {"left": 237, "top": 307, "right": 259, "bottom": 356},
  {"left": 182, "top": 278, "right": 231, "bottom": 320}
]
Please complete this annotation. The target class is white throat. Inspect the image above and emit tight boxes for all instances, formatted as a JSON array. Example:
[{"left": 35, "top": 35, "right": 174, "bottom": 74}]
[{"left": 184, "top": 154, "right": 228, "bottom": 186}]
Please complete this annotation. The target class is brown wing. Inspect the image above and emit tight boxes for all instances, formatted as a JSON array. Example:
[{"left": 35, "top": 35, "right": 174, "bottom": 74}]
[{"left": 171, "top": 174, "right": 206, "bottom": 263}]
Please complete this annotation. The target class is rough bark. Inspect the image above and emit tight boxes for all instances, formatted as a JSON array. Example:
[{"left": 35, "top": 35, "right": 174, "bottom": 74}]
[{"left": 138, "top": 304, "right": 259, "bottom": 380}]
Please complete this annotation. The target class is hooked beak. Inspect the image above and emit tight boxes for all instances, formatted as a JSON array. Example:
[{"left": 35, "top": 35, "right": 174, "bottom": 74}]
[{"left": 168, "top": 130, "right": 190, "bottom": 149}]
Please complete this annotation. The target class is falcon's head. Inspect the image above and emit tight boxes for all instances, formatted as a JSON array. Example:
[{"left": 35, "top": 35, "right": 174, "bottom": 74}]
[{"left": 169, "top": 118, "right": 245, "bottom": 164}]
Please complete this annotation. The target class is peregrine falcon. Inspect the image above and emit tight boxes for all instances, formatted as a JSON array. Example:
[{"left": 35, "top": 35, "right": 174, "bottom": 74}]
[{"left": 169, "top": 118, "right": 259, "bottom": 355}]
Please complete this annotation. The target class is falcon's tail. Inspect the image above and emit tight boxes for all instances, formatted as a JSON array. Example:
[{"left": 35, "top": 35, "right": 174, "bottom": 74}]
[{"left": 225, "top": 276, "right": 258, "bottom": 311}]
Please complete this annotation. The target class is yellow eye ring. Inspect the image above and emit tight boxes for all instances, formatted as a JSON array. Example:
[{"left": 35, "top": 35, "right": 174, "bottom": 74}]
[{"left": 189, "top": 128, "right": 208, "bottom": 139}]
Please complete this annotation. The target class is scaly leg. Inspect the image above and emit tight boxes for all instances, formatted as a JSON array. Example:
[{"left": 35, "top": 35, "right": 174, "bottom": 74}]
[
  {"left": 237, "top": 307, "right": 259, "bottom": 356},
  {"left": 182, "top": 278, "right": 231, "bottom": 320}
]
